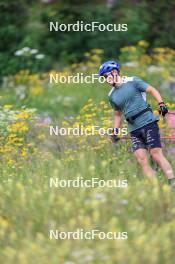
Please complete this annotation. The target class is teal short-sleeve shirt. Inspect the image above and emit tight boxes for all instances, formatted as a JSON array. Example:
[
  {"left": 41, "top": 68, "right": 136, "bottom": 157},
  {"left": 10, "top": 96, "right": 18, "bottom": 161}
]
[{"left": 108, "top": 76, "right": 159, "bottom": 132}]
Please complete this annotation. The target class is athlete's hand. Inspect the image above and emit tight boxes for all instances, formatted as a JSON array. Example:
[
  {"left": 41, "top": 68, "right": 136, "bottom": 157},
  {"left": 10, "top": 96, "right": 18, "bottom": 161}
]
[
  {"left": 110, "top": 128, "right": 120, "bottom": 143},
  {"left": 158, "top": 102, "right": 168, "bottom": 116}
]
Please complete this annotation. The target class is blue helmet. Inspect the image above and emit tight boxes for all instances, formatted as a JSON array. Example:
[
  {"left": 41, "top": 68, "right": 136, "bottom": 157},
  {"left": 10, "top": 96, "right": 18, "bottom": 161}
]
[{"left": 99, "top": 60, "right": 120, "bottom": 76}]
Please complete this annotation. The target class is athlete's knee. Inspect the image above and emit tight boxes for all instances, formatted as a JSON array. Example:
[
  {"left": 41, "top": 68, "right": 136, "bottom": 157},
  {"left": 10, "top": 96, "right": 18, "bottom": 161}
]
[
  {"left": 150, "top": 148, "right": 163, "bottom": 161},
  {"left": 135, "top": 153, "right": 148, "bottom": 166}
]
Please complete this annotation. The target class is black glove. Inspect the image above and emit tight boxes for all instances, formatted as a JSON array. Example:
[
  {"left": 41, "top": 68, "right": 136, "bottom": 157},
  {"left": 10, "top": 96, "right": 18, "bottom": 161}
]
[
  {"left": 110, "top": 128, "right": 120, "bottom": 143},
  {"left": 158, "top": 102, "right": 168, "bottom": 116}
]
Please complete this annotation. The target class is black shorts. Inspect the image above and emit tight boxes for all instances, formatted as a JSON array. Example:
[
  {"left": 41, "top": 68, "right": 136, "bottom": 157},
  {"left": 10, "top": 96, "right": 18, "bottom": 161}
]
[{"left": 130, "top": 121, "right": 162, "bottom": 152}]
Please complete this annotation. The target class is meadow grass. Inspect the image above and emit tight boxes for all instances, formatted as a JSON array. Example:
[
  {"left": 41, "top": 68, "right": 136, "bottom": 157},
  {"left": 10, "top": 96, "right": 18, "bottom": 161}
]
[
  {"left": 0, "top": 78, "right": 175, "bottom": 263},
  {"left": 0, "top": 139, "right": 175, "bottom": 263}
]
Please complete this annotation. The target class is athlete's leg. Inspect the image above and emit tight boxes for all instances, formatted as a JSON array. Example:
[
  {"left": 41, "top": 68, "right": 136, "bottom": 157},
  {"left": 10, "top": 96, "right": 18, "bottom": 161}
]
[
  {"left": 134, "top": 148, "right": 156, "bottom": 179},
  {"left": 149, "top": 148, "right": 174, "bottom": 179}
]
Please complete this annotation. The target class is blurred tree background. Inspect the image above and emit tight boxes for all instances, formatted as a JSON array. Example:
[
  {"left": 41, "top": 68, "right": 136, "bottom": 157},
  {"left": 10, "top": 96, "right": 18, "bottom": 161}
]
[{"left": 0, "top": 0, "right": 175, "bottom": 78}]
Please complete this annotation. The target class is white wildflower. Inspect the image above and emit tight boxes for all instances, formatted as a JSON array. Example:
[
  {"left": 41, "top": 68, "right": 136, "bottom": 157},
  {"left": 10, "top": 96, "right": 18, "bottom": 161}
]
[
  {"left": 30, "top": 49, "right": 38, "bottom": 54},
  {"left": 35, "top": 54, "right": 45, "bottom": 59},
  {"left": 22, "top": 47, "right": 30, "bottom": 52},
  {"left": 14, "top": 50, "right": 23, "bottom": 56}
]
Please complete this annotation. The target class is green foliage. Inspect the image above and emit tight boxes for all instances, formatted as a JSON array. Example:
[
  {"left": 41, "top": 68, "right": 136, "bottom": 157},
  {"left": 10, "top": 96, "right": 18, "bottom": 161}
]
[
  {"left": 145, "top": 0, "right": 175, "bottom": 48},
  {"left": 41, "top": 4, "right": 149, "bottom": 65},
  {"left": 0, "top": 0, "right": 28, "bottom": 77},
  {"left": 1, "top": 1, "right": 175, "bottom": 77}
]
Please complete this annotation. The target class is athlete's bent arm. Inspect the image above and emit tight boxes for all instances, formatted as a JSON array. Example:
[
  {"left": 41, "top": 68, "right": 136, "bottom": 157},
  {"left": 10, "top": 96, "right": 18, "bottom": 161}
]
[
  {"left": 114, "top": 110, "right": 122, "bottom": 128},
  {"left": 146, "top": 85, "right": 163, "bottom": 103}
]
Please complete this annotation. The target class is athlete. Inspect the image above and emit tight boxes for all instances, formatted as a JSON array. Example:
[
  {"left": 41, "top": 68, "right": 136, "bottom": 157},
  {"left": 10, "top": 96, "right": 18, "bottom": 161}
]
[{"left": 99, "top": 60, "right": 175, "bottom": 190}]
